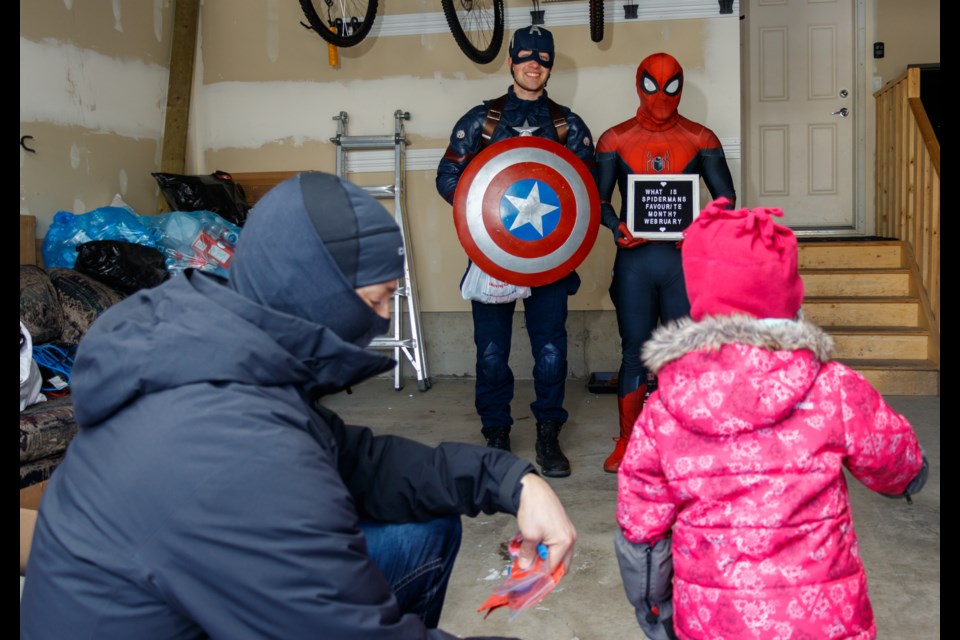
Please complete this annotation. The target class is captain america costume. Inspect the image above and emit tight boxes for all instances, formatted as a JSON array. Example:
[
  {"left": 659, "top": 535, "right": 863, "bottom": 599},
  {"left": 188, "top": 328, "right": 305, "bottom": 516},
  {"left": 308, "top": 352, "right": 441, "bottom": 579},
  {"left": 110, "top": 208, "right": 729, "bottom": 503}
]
[
  {"left": 596, "top": 52, "right": 735, "bottom": 473},
  {"left": 436, "top": 26, "right": 595, "bottom": 477}
]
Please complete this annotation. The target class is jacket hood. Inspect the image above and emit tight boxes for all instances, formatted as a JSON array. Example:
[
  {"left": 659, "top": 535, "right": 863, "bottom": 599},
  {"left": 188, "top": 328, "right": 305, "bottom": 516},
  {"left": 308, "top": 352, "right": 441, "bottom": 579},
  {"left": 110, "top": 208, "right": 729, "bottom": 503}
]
[
  {"left": 72, "top": 272, "right": 394, "bottom": 428},
  {"left": 642, "top": 314, "right": 835, "bottom": 435},
  {"left": 228, "top": 173, "right": 397, "bottom": 348}
]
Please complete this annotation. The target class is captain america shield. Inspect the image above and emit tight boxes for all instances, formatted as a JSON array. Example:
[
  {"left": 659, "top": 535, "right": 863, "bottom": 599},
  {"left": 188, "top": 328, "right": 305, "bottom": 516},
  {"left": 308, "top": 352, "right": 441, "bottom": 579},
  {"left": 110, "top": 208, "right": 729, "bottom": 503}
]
[{"left": 453, "top": 136, "right": 600, "bottom": 287}]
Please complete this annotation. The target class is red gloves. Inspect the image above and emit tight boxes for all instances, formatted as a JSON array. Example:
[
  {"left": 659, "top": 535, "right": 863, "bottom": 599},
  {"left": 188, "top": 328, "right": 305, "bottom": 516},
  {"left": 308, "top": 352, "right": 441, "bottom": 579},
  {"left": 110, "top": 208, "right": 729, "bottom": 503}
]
[{"left": 616, "top": 222, "right": 648, "bottom": 249}]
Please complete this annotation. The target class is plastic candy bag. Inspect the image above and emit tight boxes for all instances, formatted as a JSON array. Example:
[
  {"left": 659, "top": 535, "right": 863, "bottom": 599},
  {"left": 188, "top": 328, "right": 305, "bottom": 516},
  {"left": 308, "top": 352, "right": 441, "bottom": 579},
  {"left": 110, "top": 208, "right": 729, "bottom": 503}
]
[
  {"left": 142, "top": 211, "right": 241, "bottom": 278},
  {"left": 460, "top": 262, "right": 531, "bottom": 304},
  {"left": 477, "top": 533, "right": 566, "bottom": 621},
  {"left": 41, "top": 207, "right": 156, "bottom": 269}
]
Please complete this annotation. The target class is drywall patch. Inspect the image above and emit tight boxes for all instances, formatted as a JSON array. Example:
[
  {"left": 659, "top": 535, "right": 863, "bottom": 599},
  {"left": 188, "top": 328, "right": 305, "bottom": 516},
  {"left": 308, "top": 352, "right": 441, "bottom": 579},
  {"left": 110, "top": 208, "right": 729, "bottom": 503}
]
[
  {"left": 113, "top": 0, "right": 124, "bottom": 33},
  {"left": 154, "top": 0, "right": 165, "bottom": 43},
  {"left": 196, "top": 75, "right": 524, "bottom": 149},
  {"left": 119, "top": 169, "right": 129, "bottom": 195},
  {"left": 193, "top": 21, "right": 740, "bottom": 153},
  {"left": 73, "top": 198, "right": 87, "bottom": 215},
  {"left": 266, "top": 0, "right": 280, "bottom": 64},
  {"left": 70, "top": 143, "right": 81, "bottom": 169},
  {"left": 20, "top": 37, "right": 167, "bottom": 139}
]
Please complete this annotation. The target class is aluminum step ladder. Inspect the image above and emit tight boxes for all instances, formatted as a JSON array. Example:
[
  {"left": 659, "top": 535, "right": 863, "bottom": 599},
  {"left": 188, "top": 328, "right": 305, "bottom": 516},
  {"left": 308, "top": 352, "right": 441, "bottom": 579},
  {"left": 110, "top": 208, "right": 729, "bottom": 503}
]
[{"left": 331, "top": 110, "right": 432, "bottom": 391}]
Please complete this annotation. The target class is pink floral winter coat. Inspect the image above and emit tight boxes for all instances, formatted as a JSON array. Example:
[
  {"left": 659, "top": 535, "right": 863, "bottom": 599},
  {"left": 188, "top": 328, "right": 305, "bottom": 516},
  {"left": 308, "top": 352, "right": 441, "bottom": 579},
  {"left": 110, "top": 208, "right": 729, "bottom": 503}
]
[{"left": 617, "top": 314, "right": 925, "bottom": 640}]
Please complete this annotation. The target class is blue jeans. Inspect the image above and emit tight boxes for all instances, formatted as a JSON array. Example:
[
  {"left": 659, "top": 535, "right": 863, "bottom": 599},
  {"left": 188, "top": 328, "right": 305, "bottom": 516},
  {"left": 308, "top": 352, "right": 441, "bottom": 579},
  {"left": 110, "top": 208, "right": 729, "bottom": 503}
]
[
  {"left": 360, "top": 516, "right": 462, "bottom": 628},
  {"left": 471, "top": 272, "right": 580, "bottom": 432},
  {"left": 610, "top": 243, "right": 690, "bottom": 396}
]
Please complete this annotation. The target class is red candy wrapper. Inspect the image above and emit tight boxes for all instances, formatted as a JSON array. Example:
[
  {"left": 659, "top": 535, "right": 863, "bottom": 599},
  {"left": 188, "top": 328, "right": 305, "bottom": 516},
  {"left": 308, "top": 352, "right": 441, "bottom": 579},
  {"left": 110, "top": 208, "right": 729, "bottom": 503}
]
[{"left": 477, "top": 533, "right": 566, "bottom": 620}]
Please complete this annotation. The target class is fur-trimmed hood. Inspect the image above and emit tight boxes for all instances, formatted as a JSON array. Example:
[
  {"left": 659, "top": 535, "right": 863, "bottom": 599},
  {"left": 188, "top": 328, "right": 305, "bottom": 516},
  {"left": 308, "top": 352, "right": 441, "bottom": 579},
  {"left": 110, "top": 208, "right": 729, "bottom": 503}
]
[
  {"left": 642, "top": 315, "right": 836, "bottom": 436},
  {"left": 643, "top": 314, "right": 835, "bottom": 374}
]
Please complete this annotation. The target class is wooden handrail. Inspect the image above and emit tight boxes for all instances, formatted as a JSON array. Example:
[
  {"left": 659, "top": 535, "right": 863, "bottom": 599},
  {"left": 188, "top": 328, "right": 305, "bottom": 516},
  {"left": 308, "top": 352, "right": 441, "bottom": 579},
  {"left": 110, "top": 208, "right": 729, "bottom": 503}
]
[{"left": 874, "top": 65, "right": 940, "bottom": 364}]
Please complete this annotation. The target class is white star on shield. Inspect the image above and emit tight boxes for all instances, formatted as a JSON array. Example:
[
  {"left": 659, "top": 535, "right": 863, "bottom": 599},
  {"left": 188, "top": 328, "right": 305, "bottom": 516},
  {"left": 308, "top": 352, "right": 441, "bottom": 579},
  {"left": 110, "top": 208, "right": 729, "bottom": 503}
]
[
  {"left": 512, "top": 119, "right": 540, "bottom": 137},
  {"left": 504, "top": 182, "right": 559, "bottom": 237}
]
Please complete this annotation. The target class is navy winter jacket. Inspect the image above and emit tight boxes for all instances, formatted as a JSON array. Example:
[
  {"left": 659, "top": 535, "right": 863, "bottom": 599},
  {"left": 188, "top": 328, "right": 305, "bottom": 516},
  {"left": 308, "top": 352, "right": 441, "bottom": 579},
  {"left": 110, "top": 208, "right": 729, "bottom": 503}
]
[{"left": 21, "top": 174, "right": 532, "bottom": 639}]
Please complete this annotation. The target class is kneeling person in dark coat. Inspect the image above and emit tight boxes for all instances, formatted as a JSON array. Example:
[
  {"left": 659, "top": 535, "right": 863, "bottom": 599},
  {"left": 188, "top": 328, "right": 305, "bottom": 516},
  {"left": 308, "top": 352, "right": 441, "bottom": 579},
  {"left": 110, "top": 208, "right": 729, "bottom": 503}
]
[{"left": 21, "top": 172, "right": 576, "bottom": 640}]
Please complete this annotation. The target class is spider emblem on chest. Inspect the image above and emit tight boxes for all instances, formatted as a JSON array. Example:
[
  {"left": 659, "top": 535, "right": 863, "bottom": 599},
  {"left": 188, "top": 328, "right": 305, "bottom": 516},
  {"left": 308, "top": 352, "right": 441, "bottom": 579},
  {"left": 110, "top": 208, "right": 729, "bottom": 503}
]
[{"left": 646, "top": 151, "right": 670, "bottom": 173}]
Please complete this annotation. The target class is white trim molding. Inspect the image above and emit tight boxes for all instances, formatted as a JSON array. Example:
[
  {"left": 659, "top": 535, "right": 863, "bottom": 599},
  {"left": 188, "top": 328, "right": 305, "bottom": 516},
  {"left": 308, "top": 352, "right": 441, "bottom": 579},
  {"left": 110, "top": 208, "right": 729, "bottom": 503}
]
[
  {"left": 720, "top": 136, "right": 741, "bottom": 159},
  {"left": 369, "top": 1, "right": 741, "bottom": 39},
  {"left": 344, "top": 138, "right": 741, "bottom": 174}
]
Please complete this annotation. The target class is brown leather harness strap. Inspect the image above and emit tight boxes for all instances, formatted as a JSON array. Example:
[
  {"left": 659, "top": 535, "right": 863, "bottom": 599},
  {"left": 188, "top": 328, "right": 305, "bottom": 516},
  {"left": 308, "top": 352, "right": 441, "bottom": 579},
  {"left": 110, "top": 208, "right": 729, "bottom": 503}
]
[
  {"left": 479, "top": 94, "right": 569, "bottom": 150},
  {"left": 480, "top": 95, "right": 508, "bottom": 149},
  {"left": 546, "top": 98, "right": 569, "bottom": 146}
]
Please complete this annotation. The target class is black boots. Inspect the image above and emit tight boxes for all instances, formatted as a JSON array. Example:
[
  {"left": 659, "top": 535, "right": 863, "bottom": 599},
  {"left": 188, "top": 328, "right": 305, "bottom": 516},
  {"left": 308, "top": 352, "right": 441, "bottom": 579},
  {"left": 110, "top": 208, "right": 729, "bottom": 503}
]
[
  {"left": 535, "top": 421, "right": 570, "bottom": 477},
  {"left": 484, "top": 423, "right": 570, "bottom": 477},
  {"left": 483, "top": 426, "right": 511, "bottom": 451}
]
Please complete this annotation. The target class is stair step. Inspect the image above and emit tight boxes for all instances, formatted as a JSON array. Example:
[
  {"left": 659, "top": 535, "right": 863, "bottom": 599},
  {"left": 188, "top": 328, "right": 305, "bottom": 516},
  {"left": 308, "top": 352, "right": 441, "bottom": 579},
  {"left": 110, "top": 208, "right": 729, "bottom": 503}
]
[
  {"left": 839, "top": 359, "right": 940, "bottom": 396},
  {"left": 802, "top": 298, "right": 921, "bottom": 327},
  {"left": 798, "top": 242, "right": 902, "bottom": 269},
  {"left": 828, "top": 328, "right": 930, "bottom": 360},
  {"left": 802, "top": 269, "right": 912, "bottom": 297},
  {"left": 795, "top": 241, "right": 937, "bottom": 396}
]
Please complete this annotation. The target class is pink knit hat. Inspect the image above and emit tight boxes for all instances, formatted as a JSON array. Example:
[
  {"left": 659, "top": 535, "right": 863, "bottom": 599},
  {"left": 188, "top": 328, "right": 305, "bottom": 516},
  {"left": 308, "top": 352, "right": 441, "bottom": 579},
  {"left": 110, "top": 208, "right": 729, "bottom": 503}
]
[{"left": 682, "top": 198, "right": 803, "bottom": 321}]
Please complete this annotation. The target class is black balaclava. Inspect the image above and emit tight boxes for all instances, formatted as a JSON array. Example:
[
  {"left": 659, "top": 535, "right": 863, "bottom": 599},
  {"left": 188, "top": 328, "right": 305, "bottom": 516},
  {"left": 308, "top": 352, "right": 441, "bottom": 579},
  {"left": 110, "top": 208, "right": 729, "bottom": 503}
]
[{"left": 228, "top": 172, "right": 404, "bottom": 348}]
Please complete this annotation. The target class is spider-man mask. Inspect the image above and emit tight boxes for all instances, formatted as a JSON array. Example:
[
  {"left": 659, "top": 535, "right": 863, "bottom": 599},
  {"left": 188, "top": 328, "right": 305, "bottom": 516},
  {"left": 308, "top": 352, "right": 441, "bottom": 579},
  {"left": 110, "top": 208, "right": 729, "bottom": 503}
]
[{"left": 636, "top": 53, "right": 684, "bottom": 130}]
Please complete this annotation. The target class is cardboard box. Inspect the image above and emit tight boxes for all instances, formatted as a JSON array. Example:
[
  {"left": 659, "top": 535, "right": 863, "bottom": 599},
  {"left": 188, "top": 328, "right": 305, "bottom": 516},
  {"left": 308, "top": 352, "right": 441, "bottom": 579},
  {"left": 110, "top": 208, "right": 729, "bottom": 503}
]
[
  {"left": 20, "top": 481, "right": 47, "bottom": 576},
  {"left": 20, "top": 480, "right": 47, "bottom": 510},
  {"left": 21, "top": 508, "right": 38, "bottom": 576}
]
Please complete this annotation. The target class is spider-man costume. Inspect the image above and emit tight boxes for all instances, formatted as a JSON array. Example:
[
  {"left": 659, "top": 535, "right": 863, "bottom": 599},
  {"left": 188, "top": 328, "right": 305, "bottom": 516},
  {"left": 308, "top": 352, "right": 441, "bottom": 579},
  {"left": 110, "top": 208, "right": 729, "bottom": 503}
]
[{"left": 596, "top": 52, "right": 735, "bottom": 472}]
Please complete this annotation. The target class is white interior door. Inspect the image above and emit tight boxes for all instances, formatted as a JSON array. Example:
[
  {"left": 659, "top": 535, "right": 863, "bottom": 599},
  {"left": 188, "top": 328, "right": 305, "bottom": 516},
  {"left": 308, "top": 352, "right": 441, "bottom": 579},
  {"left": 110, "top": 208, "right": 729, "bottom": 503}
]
[{"left": 746, "top": 0, "right": 859, "bottom": 231}]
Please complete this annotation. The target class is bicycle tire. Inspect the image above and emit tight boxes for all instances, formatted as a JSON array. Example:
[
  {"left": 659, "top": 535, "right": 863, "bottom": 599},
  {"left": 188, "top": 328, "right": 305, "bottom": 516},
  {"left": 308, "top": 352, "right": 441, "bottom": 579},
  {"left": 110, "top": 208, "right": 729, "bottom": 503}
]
[
  {"left": 441, "top": 0, "right": 505, "bottom": 65},
  {"left": 299, "top": 0, "right": 378, "bottom": 48},
  {"left": 589, "top": 0, "right": 604, "bottom": 43}
]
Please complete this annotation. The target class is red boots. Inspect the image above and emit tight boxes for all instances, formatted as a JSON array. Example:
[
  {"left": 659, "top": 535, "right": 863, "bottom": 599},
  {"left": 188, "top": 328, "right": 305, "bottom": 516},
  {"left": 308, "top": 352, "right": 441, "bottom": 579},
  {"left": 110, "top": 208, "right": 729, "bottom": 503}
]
[{"left": 603, "top": 384, "right": 646, "bottom": 473}]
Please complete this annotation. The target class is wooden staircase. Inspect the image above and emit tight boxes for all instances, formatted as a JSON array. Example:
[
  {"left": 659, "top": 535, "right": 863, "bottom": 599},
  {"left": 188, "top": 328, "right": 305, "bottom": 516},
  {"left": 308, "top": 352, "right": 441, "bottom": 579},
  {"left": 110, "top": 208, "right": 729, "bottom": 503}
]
[{"left": 799, "top": 241, "right": 939, "bottom": 396}]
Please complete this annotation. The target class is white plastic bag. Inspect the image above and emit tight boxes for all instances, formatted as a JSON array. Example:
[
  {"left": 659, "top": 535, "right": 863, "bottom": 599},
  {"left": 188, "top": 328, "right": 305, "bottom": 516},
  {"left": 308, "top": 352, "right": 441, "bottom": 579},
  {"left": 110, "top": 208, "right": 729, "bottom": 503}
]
[
  {"left": 460, "top": 262, "right": 531, "bottom": 304},
  {"left": 20, "top": 321, "right": 45, "bottom": 412}
]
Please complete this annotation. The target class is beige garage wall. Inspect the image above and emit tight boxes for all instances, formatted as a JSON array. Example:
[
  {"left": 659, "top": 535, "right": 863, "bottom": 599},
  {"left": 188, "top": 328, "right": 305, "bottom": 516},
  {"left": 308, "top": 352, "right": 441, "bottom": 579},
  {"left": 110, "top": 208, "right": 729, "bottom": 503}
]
[
  {"left": 20, "top": 0, "right": 936, "bottom": 264},
  {"left": 189, "top": 0, "right": 742, "bottom": 312},
  {"left": 20, "top": 0, "right": 174, "bottom": 236},
  {"left": 874, "top": 0, "right": 940, "bottom": 84}
]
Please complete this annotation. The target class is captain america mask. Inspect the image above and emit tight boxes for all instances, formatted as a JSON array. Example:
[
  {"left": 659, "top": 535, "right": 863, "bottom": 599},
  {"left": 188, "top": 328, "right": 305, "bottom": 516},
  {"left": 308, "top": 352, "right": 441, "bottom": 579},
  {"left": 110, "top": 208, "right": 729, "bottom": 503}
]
[
  {"left": 636, "top": 52, "right": 684, "bottom": 125},
  {"left": 508, "top": 25, "right": 555, "bottom": 68}
]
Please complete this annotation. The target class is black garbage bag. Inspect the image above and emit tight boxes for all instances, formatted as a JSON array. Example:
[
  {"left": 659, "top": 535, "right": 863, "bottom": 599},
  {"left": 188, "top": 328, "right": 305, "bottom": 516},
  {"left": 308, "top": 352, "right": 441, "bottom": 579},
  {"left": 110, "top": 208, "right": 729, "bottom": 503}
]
[
  {"left": 75, "top": 241, "right": 170, "bottom": 295},
  {"left": 152, "top": 170, "right": 251, "bottom": 226}
]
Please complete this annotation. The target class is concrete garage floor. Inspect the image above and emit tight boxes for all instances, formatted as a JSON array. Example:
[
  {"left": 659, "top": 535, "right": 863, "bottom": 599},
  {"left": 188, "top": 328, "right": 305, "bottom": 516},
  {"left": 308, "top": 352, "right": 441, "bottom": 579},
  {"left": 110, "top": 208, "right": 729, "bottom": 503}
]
[{"left": 324, "top": 378, "right": 941, "bottom": 639}]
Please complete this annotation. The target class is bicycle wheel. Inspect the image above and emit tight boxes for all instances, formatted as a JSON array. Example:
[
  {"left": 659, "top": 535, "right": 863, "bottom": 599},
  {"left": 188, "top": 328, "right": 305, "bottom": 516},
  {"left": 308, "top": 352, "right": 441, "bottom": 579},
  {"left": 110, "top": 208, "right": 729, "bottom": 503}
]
[
  {"left": 441, "top": 0, "right": 505, "bottom": 65},
  {"left": 299, "top": 0, "right": 378, "bottom": 48},
  {"left": 589, "top": 0, "right": 604, "bottom": 43}
]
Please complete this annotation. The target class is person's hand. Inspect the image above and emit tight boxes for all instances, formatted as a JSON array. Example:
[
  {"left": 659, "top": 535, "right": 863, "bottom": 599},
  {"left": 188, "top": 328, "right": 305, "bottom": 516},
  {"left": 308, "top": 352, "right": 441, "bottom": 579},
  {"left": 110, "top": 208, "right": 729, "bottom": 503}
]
[
  {"left": 515, "top": 473, "right": 577, "bottom": 574},
  {"left": 615, "top": 222, "right": 648, "bottom": 249}
]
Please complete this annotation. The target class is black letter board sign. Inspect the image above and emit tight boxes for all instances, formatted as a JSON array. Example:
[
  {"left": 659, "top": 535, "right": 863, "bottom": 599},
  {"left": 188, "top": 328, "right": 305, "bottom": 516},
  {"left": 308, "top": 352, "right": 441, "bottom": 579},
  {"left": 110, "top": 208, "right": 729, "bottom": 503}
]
[{"left": 625, "top": 174, "right": 700, "bottom": 240}]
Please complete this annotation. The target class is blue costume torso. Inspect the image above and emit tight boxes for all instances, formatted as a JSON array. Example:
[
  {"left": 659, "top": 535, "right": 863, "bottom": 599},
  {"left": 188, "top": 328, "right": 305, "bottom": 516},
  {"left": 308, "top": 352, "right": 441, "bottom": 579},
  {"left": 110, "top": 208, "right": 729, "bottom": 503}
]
[{"left": 437, "top": 87, "right": 595, "bottom": 203}]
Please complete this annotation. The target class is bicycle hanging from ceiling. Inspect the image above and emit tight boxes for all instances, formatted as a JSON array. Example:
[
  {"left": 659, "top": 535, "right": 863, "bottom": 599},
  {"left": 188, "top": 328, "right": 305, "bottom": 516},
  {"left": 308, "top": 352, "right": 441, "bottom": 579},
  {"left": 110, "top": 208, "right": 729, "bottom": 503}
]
[{"left": 299, "top": 0, "right": 505, "bottom": 64}]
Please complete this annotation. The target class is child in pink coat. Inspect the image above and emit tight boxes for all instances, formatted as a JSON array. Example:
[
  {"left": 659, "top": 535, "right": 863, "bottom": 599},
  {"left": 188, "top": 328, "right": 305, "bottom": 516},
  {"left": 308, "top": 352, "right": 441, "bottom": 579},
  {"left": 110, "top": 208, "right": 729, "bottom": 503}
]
[{"left": 615, "top": 199, "right": 928, "bottom": 640}]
